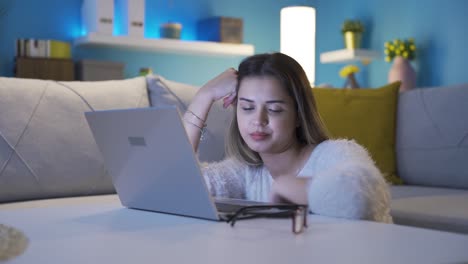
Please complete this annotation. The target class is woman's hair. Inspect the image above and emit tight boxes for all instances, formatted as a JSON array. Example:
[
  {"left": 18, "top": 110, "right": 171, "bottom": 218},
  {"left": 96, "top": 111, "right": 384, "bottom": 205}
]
[{"left": 226, "top": 52, "right": 330, "bottom": 166}]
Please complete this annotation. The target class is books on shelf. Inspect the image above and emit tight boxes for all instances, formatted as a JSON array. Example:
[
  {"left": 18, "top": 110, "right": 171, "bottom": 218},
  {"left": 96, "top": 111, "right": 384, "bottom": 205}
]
[{"left": 16, "top": 39, "right": 72, "bottom": 59}]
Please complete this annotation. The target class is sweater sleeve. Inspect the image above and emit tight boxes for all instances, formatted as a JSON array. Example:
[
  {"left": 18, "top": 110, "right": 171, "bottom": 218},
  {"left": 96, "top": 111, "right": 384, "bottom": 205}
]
[
  {"left": 298, "top": 139, "right": 393, "bottom": 223},
  {"left": 200, "top": 158, "right": 247, "bottom": 199}
]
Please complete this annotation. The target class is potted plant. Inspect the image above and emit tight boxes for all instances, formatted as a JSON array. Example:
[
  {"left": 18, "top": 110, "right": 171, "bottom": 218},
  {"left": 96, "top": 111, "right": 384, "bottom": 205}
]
[
  {"left": 384, "top": 38, "right": 416, "bottom": 62},
  {"left": 341, "top": 19, "right": 364, "bottom": 49},
  {"left": 384, "top": 38, "right": 417, "bottom": 92}
]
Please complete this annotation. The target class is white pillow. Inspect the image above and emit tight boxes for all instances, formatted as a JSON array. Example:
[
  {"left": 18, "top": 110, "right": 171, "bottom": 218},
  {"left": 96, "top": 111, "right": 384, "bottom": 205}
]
[
  {"left": 146, "top": 75, "right": 232, "bottom": 162},
  {"left": 0, "top": 77, "right": 150, "bottom": 202}
]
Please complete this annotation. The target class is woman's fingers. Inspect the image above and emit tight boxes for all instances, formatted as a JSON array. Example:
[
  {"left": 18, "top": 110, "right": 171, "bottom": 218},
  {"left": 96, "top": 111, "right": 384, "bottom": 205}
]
[{"left": 222, "top": 92, "right": 237, "bottom": 108}]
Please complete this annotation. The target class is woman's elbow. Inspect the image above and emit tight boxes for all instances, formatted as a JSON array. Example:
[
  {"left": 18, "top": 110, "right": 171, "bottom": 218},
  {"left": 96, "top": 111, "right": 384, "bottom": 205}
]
[{"left": 307, "top": 163, "right": 392, "bottom": 223}]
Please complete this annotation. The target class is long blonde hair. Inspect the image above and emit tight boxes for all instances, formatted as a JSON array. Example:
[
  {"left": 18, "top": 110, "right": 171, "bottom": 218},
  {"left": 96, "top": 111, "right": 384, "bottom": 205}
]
[{"left": 226, "top": 52, "right": 329, "bottom": 166}]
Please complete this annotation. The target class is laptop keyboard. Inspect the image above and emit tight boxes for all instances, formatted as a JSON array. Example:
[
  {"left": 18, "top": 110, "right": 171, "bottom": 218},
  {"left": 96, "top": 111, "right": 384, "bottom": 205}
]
[
  {"left": 215, "top": 202, "right": 245, "bottom": 213},
  {"left": 214, "top": 198, "right": 270, "bottom": 213}
]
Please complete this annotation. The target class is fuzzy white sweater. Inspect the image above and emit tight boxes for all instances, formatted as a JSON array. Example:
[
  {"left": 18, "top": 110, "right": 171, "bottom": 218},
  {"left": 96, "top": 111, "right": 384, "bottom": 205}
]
[{"left": 202, "top": 139, "right": 393, "bottom": 223}]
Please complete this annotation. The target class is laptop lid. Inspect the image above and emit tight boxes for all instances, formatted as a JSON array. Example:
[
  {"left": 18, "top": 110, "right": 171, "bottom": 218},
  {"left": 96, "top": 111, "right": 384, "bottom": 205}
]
[{"left": 85, "top": 106, "right": 220, "bottom": 221}]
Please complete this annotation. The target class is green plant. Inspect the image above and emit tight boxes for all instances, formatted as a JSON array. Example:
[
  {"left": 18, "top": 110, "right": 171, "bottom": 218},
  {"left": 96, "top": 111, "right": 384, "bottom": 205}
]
[
  {"left": 341, "top": 20, "right": 364, "bottom": 34},
  {"left": 384, "top": 38, "right": 416, "bottom": 62}
]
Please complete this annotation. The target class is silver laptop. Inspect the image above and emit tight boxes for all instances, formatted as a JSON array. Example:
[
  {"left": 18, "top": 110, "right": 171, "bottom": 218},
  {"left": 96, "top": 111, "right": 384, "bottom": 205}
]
[{"left": 85, "top": 106, "right": 268, "bottom": 221}]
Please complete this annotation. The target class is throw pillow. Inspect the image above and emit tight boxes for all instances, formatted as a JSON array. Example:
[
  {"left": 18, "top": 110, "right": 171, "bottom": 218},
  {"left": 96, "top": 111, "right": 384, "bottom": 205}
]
[
  {"left": 396, "top": 83, "right": 468, "bottom": 189},
  {"left": 0, "top": 77, "right": 150, "bottom": 203},
  {"left": 146, "top": 75, "right": 232, "bottom": 162},
  {"left": 312, "top": 82, "right": 402, "bottom": 184}
]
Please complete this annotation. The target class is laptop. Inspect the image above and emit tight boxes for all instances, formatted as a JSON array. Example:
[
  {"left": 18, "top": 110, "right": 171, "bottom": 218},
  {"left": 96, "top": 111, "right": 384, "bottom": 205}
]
[{"left": 84, "top": 106, "right": 269, "bottom": 221}]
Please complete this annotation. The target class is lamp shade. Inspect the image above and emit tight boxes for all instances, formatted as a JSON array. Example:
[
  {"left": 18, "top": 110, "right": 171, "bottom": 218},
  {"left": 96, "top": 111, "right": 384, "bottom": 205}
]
[{"left": 280, "top": 6, "right": 316, "bottom": 85}]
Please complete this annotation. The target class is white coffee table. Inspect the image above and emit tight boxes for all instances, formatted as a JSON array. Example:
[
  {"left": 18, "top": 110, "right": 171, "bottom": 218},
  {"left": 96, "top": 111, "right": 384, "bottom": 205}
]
[{"left": 1, "top": 195, "right": 468, "bottom": 264}]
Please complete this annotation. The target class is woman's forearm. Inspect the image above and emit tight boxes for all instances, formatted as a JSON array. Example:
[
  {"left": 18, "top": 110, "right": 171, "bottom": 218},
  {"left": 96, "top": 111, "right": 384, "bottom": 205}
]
[
  {"left": 183, "top": 68, "right": 238, "bottom": 151},
  {"left": 183, "top": 89, "right": 214, "bottom": 151}
]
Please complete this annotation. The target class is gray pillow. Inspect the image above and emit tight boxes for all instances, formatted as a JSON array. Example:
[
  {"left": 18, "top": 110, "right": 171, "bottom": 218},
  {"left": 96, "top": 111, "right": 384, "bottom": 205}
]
[
  {"left": 146, "top": 75, "right": 232, "bottom": 162},
  {"left": 0, "top": 77, "right": 150, "bottom": 202},
  {"left": 396, "top": 84, "right": 468, "bottom": 189}
]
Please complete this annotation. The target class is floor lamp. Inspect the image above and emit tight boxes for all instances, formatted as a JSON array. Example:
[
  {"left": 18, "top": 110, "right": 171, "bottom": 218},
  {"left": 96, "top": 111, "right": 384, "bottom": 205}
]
[{"left": 280, "top": 6, "right": 316, "bottom": 86}]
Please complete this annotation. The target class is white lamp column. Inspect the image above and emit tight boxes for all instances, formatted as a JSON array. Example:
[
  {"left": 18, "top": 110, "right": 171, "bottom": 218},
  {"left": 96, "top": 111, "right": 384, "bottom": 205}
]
[{"left": 280, "top": 6, "right": 316, "bottom": 86}]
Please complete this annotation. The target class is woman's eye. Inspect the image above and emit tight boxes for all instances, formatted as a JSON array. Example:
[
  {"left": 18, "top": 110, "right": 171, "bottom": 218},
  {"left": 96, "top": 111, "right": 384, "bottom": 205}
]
[
  {"left": 242, "top": 107, "right": 254, "bottom": 111},
  {"left": 268, "top": 109, "right": 283, "bottom": 113}
]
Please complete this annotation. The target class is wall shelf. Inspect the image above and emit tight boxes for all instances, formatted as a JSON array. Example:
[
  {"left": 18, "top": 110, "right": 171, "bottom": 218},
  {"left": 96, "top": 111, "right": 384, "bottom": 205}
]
[
  {"left": 74, "top": 33, "right": 255, "bottom": 57},
  {"left": 320, "top": 49, "right": 379, "bottom": 65}
]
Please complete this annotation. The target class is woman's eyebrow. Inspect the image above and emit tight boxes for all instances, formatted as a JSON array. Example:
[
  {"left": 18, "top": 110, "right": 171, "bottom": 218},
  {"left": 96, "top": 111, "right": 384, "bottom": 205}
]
[
  {"left": 238, "top": 98, "right": 286, "bottom": 104},
  {"left": 265, "top": 100, "right": 286, "bottom": 104},
  {"left": 238, "top": 97, "right": 254, "bottom": 102}
]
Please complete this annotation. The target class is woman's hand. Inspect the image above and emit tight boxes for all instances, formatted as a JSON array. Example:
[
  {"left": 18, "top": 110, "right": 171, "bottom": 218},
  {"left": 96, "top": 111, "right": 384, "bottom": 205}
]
[
  {"left": 184, "top": 68, "right": 238, "bottom": 151},
  {"left": 270, "top": 177, "right": 309, "bottom": 205},
  {"left": 198, "top": 68, "right": 238, "bottom": 108}
]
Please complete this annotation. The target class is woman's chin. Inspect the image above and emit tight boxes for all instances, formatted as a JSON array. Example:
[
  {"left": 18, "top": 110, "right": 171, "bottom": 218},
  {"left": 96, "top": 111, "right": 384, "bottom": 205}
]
[{"left": 245, "top": 141, "right": 271, "bottom": 154}]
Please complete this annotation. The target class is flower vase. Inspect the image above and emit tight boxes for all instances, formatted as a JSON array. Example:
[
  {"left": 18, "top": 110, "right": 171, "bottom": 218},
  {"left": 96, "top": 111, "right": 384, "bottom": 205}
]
[
  {"left": 343, "top": 73, "right": 360, "bottom": 89},
  {"left": 388, "top": 56, "right": 416, "bottom": 92}
]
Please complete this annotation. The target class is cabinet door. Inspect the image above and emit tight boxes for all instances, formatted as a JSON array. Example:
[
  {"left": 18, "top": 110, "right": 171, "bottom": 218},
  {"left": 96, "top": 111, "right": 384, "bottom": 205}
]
[{"left": 15, "top": 57, "right": 74, "bottom": 81}]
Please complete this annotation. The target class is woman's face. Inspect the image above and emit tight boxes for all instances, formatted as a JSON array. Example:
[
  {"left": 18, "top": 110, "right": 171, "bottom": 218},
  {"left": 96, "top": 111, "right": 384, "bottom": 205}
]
[{"left": 236, "top": 76, "right": 299, "bottom": 155}]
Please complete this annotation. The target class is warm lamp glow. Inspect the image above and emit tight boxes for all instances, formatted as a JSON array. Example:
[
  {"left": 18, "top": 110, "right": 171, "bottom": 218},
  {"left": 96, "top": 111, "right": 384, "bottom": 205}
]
[{"left": 280, "top": 6, "right": 316, "bottom": 85}]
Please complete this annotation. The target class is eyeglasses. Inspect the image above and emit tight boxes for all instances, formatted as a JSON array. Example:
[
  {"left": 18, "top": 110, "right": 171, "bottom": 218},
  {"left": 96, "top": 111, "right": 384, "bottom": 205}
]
[{"left": 226, "top": 204, "right": 308, "bottom": 234}]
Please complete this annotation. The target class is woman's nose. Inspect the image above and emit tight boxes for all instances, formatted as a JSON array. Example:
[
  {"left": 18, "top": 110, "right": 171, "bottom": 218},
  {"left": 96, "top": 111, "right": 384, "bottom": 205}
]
[{"left": 252, "top": 109, "right": 268, "bottom": 126}]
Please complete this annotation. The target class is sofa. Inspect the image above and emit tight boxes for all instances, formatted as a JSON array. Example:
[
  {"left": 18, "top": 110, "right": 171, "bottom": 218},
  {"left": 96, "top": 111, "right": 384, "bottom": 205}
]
[
  {"left": 1, "top": 75, "right": 467, "bottom": 235},
  {"left": 391, "top": 84, "right": 468, "bottom": 234}
]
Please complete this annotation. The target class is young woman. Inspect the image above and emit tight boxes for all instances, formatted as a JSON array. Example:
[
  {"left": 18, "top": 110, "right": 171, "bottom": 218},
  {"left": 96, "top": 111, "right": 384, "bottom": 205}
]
[{"left": 183, "top": 53, "right": 392, "bottom": 223}]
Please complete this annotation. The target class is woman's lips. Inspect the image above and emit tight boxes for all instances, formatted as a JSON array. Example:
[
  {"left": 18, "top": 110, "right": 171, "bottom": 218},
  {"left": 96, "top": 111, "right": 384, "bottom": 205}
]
[{"left": 250, "top": 132, "right": 269, "bottom": 141}]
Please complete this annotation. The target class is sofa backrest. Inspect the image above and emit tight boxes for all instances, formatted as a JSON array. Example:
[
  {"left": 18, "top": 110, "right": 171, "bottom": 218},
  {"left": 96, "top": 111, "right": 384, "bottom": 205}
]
[
  {"left": 396, "top": 84, "right": 468, "bottom": 189},
  {"left": 0, "top": 77, "right": 150, "bottom": 203},
  {"left": 146, "top": 75, "right": 232, "bottom": 163}
]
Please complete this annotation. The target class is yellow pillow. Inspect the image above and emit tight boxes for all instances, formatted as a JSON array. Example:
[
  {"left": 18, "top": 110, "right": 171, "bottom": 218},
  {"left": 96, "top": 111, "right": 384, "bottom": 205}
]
[{"left": 312, "top": 82, "right": 402, "bottom": 184}]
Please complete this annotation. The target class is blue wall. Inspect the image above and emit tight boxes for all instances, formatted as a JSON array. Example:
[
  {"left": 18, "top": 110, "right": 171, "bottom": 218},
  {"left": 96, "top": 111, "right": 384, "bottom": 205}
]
[
  {"left": 0, "top": 0, "right": 312, "bottom": 86},
  {"left": 316, "top": 0, "right": 468, "bottom": 88},
  {"left": 1, "top": 0, "right": 468, "bottom": 87}
]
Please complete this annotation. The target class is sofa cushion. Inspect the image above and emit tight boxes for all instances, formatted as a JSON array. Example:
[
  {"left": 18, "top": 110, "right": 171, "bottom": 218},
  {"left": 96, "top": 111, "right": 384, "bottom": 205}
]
[
  {"left": 391, "top": 185, "right": 468, "bottom": 234},
  {"left": 396, "top": 84, "right": 468, "bottom": 189},
  {"left": 146, "top": 75, "right": 232, "bottom": 162},
  {"left": 313, "top": 82, "right": 401, "bottom": 184},
  {"left": 0, "top": 77, "right": 149, "bottom": 203}
]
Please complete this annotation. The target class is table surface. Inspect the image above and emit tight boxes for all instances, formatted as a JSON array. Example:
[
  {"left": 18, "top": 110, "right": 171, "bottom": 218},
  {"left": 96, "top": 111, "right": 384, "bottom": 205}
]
[{"left": 1, "top": 195, "right": 468, "bottom": 264}]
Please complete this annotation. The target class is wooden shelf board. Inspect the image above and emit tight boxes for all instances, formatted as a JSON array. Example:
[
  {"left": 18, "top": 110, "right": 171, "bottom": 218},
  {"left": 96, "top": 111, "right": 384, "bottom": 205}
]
[
  {"left": 74, "top": 33, "right": 255, "bottom": 57},
  {"left": 320, "top": 49, "right": 380, "bottom": 64}
]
